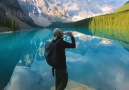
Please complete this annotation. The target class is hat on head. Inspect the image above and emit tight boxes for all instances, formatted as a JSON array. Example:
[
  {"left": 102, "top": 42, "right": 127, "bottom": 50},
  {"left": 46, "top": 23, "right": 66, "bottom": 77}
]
[{"left": 53, "top": 28, "right": 62, "bottom": 40}]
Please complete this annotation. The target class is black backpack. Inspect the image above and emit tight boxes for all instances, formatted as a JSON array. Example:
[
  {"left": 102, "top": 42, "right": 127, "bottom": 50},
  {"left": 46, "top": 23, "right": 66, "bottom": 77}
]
[{"left": 44, "top": 39, "right": 61, "bottom": 68}]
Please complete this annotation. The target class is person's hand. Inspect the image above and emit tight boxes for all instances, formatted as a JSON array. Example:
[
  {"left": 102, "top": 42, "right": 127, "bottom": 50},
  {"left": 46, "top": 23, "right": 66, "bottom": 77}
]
[{"left": 67, "top": 31, "right": 73, "bottom": 37}]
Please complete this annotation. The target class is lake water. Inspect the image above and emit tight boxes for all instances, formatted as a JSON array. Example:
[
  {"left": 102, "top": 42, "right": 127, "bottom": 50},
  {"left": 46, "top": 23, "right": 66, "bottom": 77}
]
[{"left": 0, "top": 28, "right": 129, "bottom": 90}]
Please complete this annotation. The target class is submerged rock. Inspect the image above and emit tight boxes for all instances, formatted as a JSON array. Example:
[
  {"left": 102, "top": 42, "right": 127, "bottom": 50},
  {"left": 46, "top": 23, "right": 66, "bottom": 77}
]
[{"left": 51, "top": 80, "right": 96, "bottom": 90}]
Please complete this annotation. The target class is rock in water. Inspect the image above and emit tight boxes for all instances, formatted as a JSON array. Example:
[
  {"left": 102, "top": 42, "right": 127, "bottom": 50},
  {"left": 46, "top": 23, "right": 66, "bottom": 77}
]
[{"left": 51, "top": 80, "right": 96, "bottom": 90}]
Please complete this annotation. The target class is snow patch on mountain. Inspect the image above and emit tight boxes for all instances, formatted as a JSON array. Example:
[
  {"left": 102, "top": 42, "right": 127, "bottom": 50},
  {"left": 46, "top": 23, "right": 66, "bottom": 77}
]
[{"left": 29, "top": 13, "right": 51, "bottom": 27}]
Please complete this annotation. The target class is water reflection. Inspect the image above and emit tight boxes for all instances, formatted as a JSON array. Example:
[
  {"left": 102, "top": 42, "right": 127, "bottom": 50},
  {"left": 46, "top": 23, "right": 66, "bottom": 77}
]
[
  {"left": 73, "top": 27, "right": 129, "bottom": 51},
  {"left": 0, "top": 28, "right": 129, "bottom": 90}
]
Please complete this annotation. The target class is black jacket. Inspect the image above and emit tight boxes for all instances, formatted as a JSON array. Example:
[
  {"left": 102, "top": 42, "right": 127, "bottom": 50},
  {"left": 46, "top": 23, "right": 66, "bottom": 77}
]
[{"left": 53, "top": 36, "right": 76, "bottom": 69}]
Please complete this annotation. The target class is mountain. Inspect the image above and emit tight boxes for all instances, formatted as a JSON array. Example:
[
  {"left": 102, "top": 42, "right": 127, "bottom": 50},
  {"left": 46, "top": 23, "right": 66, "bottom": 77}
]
[
  {"left": 66, "top": 1, "right": 129, "bottom": 51},
  {"left": 50, "top": 1, "right": 129, "bottom": 50},
  {"left": 18, "top": 0, "right": 127, "bottom": 27},
  {"left": 115, "top": 1, "right": 129, "bottom": 13},
  {"left": 0, "top": 0, "right": 35, "bottom": 32}
]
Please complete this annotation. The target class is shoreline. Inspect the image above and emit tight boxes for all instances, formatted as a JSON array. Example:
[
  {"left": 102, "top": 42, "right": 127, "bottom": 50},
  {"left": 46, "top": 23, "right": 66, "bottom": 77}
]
[{"left": 0, "top": 27, "right": 36, "bottom": 34}]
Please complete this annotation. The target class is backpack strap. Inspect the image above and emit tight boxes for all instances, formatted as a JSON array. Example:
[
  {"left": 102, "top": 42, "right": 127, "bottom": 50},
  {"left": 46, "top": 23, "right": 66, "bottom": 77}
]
[
  {"left": 52, "top": 39, "right": 61, "bottom": 47},
  {"left": 52, "top": 67, "right": 55, "bottom": 76},
  {"left": 47, "top": 39, "right": 61, "bottom": 56}
]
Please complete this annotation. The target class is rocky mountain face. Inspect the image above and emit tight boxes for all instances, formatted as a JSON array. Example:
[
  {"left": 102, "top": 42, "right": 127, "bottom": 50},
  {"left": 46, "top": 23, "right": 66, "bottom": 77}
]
[
  {"left": 0, "top": 0, "right": 35, "bottom": 32},
  {"left": 18, "top": 0, "right": 128, "bottom": 27},
  {"left": 0, "top": 0, "right": 27, "bottom": 24}
]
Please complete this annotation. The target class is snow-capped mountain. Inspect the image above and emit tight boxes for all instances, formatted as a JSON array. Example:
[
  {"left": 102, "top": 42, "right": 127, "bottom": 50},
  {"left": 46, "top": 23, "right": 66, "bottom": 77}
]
[{"left": 18, "top": 0, "right": 128, "bottom": 27}]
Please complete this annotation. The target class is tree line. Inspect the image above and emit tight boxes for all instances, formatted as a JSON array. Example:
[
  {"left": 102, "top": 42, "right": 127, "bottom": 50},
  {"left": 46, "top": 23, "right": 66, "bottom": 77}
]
[
  {"left": 89, "top": 11, "right": 129, "bottom": 43},
  {"left": 0, "top": 15, "right": 19, "bottom": 32}
]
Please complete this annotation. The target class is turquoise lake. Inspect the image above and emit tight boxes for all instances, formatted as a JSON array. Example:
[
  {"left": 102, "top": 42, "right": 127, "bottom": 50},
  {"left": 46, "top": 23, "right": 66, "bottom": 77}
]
[{"left": 0, "top": 28, "right": 129, "bottom": 90}]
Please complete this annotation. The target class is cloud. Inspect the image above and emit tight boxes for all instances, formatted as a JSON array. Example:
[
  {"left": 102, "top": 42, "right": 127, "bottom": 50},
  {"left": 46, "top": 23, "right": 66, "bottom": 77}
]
[
  {"left": 5, "top": 61, "right": 54, "bottom": 90},
  {"left": 66, "top": 51, "right": 89, "bottom": 62}
]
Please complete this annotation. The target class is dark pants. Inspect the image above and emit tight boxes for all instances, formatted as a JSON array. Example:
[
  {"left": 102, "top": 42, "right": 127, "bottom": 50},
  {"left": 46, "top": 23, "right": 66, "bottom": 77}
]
[{"left": 55, "top": 69, "right": 68, "bottom": 90}]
